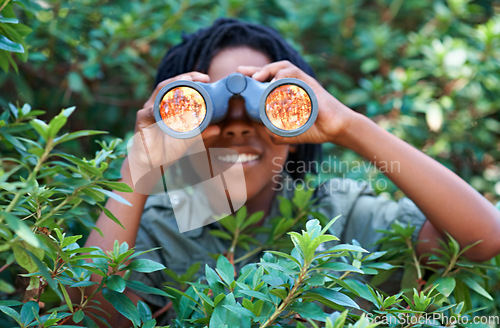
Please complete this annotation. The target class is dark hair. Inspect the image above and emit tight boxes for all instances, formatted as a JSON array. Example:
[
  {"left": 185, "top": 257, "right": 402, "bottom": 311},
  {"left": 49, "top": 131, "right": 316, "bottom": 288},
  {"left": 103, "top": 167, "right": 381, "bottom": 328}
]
[{"left": 155, "top": 18, "right": 321, "bottom": 180}]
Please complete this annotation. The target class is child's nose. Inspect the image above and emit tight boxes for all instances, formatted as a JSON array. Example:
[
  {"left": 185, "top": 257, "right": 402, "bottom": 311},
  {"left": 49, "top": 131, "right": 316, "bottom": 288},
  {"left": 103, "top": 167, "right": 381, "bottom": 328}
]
[{"left": 221, "top": 96, "right": 255, "bottom": 138}]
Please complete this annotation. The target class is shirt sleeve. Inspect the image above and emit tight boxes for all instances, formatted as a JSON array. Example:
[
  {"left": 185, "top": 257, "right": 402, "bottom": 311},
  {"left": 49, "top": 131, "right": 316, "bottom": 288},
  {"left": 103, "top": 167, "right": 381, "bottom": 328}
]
[{"left": 315, "top": 178, "right": 426, "bottom": 252}]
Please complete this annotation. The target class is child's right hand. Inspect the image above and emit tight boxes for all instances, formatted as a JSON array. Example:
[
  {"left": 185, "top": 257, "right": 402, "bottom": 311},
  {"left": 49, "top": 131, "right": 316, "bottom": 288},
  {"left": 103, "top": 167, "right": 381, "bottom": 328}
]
[{"left": 127, "top": 72, "right": 220, "bottom": 193}]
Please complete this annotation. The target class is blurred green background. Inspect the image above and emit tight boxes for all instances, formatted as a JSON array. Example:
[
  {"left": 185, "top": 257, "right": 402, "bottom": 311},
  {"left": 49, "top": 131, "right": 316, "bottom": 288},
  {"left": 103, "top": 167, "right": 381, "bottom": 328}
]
[{"left": 1, "top": 0, "right": 499, "bottom": 202}]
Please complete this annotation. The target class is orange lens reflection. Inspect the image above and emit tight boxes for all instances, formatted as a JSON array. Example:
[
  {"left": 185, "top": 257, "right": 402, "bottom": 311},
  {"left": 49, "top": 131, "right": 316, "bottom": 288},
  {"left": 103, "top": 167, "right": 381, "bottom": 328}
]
[
  {"left": 159, "top": 87, "right": 206, "bottom": 132},
  {"left": 265, "top": 85, "right": 311, "bottom": 131}
]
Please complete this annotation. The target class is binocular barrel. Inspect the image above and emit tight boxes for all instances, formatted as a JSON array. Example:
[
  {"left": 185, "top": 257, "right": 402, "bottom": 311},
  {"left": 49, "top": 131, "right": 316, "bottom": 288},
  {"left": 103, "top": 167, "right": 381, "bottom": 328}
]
[{"left": 153, "top": 73, "right": 318, "bottom": 139}]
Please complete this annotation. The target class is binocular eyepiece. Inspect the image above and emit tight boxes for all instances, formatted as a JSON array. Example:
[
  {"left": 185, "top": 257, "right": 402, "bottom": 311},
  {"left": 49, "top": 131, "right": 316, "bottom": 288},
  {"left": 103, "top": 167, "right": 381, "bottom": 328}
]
[{"left": 153, "top": 73, "right": 318, "bottom": 139}]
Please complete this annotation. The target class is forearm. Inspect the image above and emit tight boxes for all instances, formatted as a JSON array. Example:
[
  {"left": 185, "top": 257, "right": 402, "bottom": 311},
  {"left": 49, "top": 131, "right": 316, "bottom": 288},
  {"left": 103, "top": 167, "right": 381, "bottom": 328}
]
[{"left": 337, "top": 113, "right": 500, "bottom": 260}]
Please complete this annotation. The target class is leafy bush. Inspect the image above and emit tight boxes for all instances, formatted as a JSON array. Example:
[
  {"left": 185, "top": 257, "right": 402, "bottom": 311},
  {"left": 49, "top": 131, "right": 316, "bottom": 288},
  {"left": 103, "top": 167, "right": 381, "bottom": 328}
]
[
  {"left": 1, "top": 0, "right": 498, "bottom": 202},
  {"left": 0, "top": 106, "right": 499, "bottom": 326},
  {"left": 1, "top": 1, "right": 500, "bottom": 327},
  {"left": 0, "top": 105, "right": 173, "bottom": 327}
]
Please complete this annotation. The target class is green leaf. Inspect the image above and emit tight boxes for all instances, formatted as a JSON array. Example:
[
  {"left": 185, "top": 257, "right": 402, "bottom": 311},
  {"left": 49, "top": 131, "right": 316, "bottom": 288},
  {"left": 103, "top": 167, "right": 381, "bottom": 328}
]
[
  {"left": 1, "top": 132, "right": 26, "bottom": 151},
  {"left": 4, "top": 214, "right": 40, "bottom": 247},
  {"left": 319, "top": 262, "right": 364, "bottom": 274},
  {"left": 306, "top": 288, "right": 360, "bottom": 309},
  {"left": 328, "top": 244, "right": 368, "bottom": 254},
  {"left": 59, "top": 282, "right": 74, "bottom": 313},
  {"left": 61, "top": 235, "right": 82, "bottom": 248},
  {"left": 462, "top": 276, "right": 492, "bottom": 301},
  {"left": 278, "top": 197, "right": 293, "bottom": 218},
  {"left": 102, "top": 289, "right": 141, "bottom": 327},
  {"left": 20, "top": 103, "right": 31, "bottom": 115},
  {"left": 73, "top": 309, "right": 84, "bottom": 323},
  {"left": 12, "top": 240, "right": 44, "bottom": 273},
  {"left": 126, "top": 280, "right": 171, "bottom": 297},
  {"left": 70, "top": 281, "right": 98, "bottom": 288},
  {"left": 434, "top": 277, "right": 456, "bottom": 298},
  {"left": 215, "top": 255, "right": 235, "bottom": 285},
  {"left": 0, "top": 305, "right": 21, "bottom": 324},
  {"left": 223, "top": 304, "right": 256, "bottom": 318},
  {"left": 209, "top": 229, "right": 233, "bottom": 240},
  {"left": 20, "top": 301, "right": 38, "bottom": 327},
  {"left": 289, "top": 302, "right": 326, "bottom": 321},
  {"left": 92, "top": 187, "right": 132, "bottom": 206},
  {"left": 106, "top": 275, "right": 126, "bottom": 293},
  {"left": 97, "top": 204, "right": 125, "bottom": 229},
  {"left": 0, "top": 17, "right": 19, "bottom": 23},
  {"left": 48, "top": 112, "right": 68, "bottom": 139},
  {"left": 137, "top": 300, "right": 152, "bottom": 321},
  {"left": 235, "top": 206, "right": 247, "bottom": 228},
  {"left": 320, "top": 215, "right": 342, "bottom": 235},
  {"left": 0, "top": 301, "right": 23, "bottom": 307},
  {"left": 142, "top": 319, "right": 156, "bottom": 328},
  {"left": 237, "top": 289, "right": 273, "bottom": 303},
  {"left": 270, "top": 288, "right": 288, "bottom": 300},
  {"left": 97, "top": 181, "right": 133, "bottom": 193},
  {"left": 29, "top": 119, "right": 49, "bottom": 141},
  {"left": 0, "top": 279, "right": 15, "bottom": 293},
  {"left": 58, "top": 154, "right": 102, "bottom": 176},
  {"left": 241, "top": 211, "right": 264, "bottom": 230},
  {"left": 53, "top": 130, "right": 106, "bottom": 145},
  {"left": 125, "top": 259, "right": 166, "bottom": 273},
  {"left": 0, "top": 35, "right": 24, "bottom": 53},
  {"left": 266, "top": 250, "right": 301, "bottom": 266}
]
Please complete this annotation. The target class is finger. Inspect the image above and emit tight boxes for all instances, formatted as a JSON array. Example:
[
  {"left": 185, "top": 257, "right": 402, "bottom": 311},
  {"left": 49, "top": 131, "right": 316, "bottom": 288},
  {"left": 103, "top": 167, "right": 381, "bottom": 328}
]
[
  {"left": 251, "top": 61, "right": 295, "bottom": 82},
  {"left": 137, "top": 106, "right": 154, "bottom": 124},
  {"left": 237, "top": 65, "right": 262, "bottom": 76},
  {"left": 135, "top": 106, "right": 155, "bottom": 132}
]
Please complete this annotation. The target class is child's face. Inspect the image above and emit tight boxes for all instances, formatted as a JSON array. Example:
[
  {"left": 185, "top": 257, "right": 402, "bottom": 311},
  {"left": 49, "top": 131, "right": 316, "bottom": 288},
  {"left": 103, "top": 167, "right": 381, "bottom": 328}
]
[{"left": 189, "top": 46, "right": 291, "bottom": 206}]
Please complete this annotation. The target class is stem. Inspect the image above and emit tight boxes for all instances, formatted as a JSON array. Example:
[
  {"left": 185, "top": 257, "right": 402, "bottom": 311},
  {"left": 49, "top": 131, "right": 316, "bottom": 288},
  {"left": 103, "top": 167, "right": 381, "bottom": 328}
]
[
  {"left": 0, "top": 0, "right": 12, "bottom": 13},
  {"left": 442, "top": 255, "right": 458, "bottom": 277},
  {"left": 0, "top": 262, "right": 12, "bottom": 273},
  {"left": 406, "top": 238, "right": 422, "bottom": 281},
  {"left": 326, "top": 270, "right": 351, "bottom": 289},
  {"left": 260, "top": 264, "right": 309, "bottom": 328},
  {"left": 36, "top": 184, "right": 86, "bottom": 227},
  {"left": 227, "top": 229, "right": 240, "bottom": 267}
]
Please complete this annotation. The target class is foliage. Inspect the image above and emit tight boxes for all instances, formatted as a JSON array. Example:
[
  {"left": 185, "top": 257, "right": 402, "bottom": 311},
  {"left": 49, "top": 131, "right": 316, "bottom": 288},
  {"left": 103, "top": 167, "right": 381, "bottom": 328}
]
[
  {"left": 0, "top": 105, "right": 169, "bottom": 327},
  {"left": 1, "top": 0, "right": 500, "bottom": 327},
  {"left": 0, "top": 0, "right": 498, "bottom": 202},
  {"left": 0, "top": 106, "right": 499, "bottom": 326},
  {"left": 0, "top": 0, "right": 30, "bottom": 73},
  {"left": 163, "top": 208, "right": 500, "bottom": 328}
]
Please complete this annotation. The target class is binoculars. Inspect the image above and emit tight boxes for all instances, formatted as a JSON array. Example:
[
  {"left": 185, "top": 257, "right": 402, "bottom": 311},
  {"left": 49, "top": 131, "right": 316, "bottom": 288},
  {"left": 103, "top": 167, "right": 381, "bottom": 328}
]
[{"left": 153, "top": 73, "right": 318, "bottom": 139}]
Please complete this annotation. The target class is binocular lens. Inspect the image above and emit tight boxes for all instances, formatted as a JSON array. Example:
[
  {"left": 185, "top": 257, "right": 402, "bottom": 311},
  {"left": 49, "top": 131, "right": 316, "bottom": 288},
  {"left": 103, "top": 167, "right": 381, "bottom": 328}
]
[
  {"left": 159, "top": 87, "right": 207, "bottom": 132},
  {"left": 264, "top": 84, "right": 312, "bottom": 131}
]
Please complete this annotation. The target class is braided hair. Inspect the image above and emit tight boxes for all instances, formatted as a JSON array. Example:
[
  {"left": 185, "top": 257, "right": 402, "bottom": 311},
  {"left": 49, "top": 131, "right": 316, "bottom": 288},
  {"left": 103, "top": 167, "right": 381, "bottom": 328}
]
[{"left": 155, "top": 18, "right": 321, "bottom": 181}]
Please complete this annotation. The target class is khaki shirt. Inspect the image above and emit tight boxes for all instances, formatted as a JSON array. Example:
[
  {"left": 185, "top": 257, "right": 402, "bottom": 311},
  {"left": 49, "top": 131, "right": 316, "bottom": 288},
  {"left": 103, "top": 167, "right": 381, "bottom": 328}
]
[{"left": 130, "top": 177, "right": 426, "bottom": 309}]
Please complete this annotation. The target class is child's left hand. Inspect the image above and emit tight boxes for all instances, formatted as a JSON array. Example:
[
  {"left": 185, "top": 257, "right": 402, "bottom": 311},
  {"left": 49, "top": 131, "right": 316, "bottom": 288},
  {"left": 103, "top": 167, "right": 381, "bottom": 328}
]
[{"left": 238, "top": 61, "right": 359, "bottom": 147}]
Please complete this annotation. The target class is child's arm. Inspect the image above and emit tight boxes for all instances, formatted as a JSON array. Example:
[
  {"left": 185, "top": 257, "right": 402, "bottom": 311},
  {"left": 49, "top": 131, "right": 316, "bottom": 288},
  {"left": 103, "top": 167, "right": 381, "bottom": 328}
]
[{"left": 240, "top": 62, "right": 500, "bottom": 262}]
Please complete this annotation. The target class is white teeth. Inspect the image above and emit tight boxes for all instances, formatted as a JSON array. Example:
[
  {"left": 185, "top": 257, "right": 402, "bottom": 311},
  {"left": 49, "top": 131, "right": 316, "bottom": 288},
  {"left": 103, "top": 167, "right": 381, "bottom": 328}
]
[{"left": 217, "top": 153, "right": 260, "bottom": 163}]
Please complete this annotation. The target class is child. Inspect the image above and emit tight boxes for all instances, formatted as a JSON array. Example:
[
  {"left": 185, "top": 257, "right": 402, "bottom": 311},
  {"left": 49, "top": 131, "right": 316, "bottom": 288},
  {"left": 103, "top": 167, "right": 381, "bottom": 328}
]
[{"left": 84, "top": 18, "right": 500, "bottom": 325}]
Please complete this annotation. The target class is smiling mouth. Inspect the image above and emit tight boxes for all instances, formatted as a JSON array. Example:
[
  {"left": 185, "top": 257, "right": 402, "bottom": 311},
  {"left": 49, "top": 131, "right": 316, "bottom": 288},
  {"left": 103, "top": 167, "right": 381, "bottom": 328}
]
[{"left": 217, "top": 153, "right": 260, "bottom": 163}]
